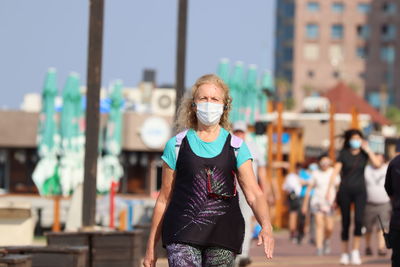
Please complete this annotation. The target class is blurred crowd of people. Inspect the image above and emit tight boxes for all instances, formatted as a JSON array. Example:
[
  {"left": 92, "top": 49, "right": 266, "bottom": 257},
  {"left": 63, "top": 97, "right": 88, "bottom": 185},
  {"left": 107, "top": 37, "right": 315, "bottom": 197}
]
[
  {"left": 234, "top": 126, "right": 397, "bottom": 266},
  {"left": 281, "top": 129, "right": 394, "bottom": 265}
]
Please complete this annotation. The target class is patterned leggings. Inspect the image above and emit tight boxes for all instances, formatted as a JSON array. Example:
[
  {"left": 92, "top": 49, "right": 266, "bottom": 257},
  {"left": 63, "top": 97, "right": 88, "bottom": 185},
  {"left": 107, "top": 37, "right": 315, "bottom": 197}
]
[{"left": 166, "top": 243, "right": 236, "bottom": 267}]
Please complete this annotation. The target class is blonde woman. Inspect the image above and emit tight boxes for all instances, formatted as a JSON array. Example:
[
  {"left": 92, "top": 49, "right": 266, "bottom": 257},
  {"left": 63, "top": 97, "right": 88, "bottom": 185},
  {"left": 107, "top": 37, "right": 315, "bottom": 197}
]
[{"left": 143, "top": 74, "right": 274, "bottom": 267}]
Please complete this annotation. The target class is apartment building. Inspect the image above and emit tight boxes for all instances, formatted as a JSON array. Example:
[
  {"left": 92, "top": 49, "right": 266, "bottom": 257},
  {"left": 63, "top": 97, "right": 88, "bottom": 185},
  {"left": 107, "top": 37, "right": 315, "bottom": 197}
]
[{"left": 275, "top": 0, "right": 399, "bottom": 110}]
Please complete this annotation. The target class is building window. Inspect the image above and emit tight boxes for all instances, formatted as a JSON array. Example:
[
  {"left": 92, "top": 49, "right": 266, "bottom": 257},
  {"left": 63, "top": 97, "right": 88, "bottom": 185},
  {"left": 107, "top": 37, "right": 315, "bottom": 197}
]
[
  {"left": 357, "top": 25, "right": 370, "bottom": 40},
  {"left": 283, "top": 69, "right": 293, "bottom": 80},
  {"left": 283, "top": 25, "right": 294, "bottom": 40},
  {"left": 307, "top": 2, "right": 320, "bottom": 12},
  {"left": 382, "top": 24, "right": 396, "bottom": 41},
  {"left": 382, "top": 2, "right": 396, "bottom": 14},
  {"left": 331, "top": 24, "right": 344, "bottom": 39},
  {"left": 284, "top": 2, "right": 295, "bottom": 17},
  {"left": 381, "top": 46, "right": 396, "bottom": 63},
  {"left": 283, "top": 47, "right": 293, "bottom": 61},
  {"left": 383, "top": 71, "right": 393, "bottom": 82},
  {"left": 333, "top": 71, "right": 340, "bottom": 78},
  {"left": 329, "top": 45, "right": 344, "bottom": 64},
  {"left": 307, "top": 70, "right": 315, "bottom": 78},
  {"left": 306, "top": 23, "right": 319, "bottom": 39},
  {"left": 332, "top": 2, "right": 345, "bottom": 13},
  {"left": 356, "top": 46, "right": 368, "bottom": 59},
  {"left": 357, "top": 3, "right": 371, "bottom": 13},
  {"left": 304, "top": 44, "right": 320, "bottom": 61}
]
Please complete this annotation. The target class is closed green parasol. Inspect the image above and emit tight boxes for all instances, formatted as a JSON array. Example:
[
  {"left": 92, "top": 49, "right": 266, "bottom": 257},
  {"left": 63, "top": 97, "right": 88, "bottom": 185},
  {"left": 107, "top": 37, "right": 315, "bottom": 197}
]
[
  {"left": 59, "top": 73, "right": 84, "bottom": 196},
  {"left": 99, "top": 80, "right": 124, "bottom": 193},
  {"left": 243, "top": 65, "right": 258, "bottom": 124},
  {"left": 259, "top": 70, "right": 275, "bottom": 115},
  {"left": 228, "top": 61, "right": 245, "bottom": 123},
  {"left": 216, "top": 58, "right": 230, "bottom": 83},
  {"left": 33, "top": 68, "right": 61, "bottom": 196}
]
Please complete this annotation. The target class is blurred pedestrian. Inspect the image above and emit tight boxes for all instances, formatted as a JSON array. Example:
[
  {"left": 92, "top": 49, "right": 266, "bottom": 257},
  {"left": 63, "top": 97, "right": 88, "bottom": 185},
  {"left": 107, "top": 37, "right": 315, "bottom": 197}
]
[
  {"left": 302, "top": 155, "right": 339, "bottom": 256},
  {"left": 143, "top": 74, "right": 274, "bottom": 267},
  {"left": 297, "top": 163, "right": 315, "bottom": 245},
  {"left": 327, "top": 129, "right": 380, "bottom": 265},
  {"left": 232, "top": 121, "right": 270, "bottom": 267},
  {"left": 363, "top": 154, "right": 390, "bottom": 256},
  {"left": 385, "top": 140, "right": 400, "bottom": 267},
  {"left": 283, "top": 163, "right": 303, "bottom": 243}
]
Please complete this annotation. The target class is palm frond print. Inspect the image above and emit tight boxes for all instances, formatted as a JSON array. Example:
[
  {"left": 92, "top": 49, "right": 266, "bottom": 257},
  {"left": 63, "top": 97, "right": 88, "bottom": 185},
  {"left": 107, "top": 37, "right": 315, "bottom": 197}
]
[{"left": 174, "top": 166, "right": 229, "bottom": 236}]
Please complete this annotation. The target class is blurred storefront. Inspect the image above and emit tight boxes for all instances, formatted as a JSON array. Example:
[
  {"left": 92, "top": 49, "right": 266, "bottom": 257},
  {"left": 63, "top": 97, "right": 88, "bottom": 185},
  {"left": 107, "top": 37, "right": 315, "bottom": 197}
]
[{"left": 0, "top": 110, "right": 172, "bottom": 195}]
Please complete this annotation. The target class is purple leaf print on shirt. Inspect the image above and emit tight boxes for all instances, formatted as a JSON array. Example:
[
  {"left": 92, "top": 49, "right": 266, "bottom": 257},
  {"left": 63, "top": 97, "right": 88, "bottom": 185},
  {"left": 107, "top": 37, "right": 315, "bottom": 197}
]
[{"left": 174, "top": 166, "right": 229, "bottom": 236}]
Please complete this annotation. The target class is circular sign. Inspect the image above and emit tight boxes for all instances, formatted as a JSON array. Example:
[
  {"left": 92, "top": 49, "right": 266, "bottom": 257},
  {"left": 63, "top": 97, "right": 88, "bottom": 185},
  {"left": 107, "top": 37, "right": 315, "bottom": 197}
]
[
  {"left": 158, "top": 94, "right": 172, "bottom": 109},
  {"left": 140, "top": 116, "right": 171, "bottom": 149}
]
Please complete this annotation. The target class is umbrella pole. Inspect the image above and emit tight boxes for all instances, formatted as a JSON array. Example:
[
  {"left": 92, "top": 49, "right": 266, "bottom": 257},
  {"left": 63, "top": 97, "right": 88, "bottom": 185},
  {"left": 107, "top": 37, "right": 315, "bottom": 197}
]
[
  {"left": 52, "top": 196, "right": 61, "bottom": 232},
  {"left": 109, "top": 181, "right": 117, "bottom": 228}
]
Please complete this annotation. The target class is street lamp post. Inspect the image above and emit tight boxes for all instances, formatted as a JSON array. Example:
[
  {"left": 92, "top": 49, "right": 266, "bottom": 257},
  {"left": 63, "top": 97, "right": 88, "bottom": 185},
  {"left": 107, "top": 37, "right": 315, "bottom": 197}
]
[
  {"left": 82, "top": 0, "right": 104, "bottom": 228},
  {"left": 175, "top": 0, "right": 188, "bottom": 118}
]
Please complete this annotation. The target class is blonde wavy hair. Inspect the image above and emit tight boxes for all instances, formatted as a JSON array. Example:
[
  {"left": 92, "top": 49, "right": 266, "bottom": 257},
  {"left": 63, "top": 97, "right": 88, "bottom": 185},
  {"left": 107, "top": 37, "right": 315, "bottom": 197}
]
[{"left": 175, "top": 74, "right": 232, "bottom": 132}]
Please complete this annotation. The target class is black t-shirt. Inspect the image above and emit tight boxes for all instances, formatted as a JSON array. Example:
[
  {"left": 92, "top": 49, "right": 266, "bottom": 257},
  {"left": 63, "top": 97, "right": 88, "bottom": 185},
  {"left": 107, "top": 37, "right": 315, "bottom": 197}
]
[
  {"left": 385, "top": 154, "right": 400, "bottom": 230},
  {"left": 337, "top": 149, "right": 369, "bottom": 190}
]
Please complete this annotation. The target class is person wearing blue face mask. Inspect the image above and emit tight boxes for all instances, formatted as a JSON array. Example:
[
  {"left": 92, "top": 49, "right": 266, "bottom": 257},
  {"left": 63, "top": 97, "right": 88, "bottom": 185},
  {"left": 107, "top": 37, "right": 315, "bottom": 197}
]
[
  {"left": 143, "top": 74, "right": 274, "bottom": 267},
  {"left": 326, "top": 129, "right": 381, "bottom": 265}
]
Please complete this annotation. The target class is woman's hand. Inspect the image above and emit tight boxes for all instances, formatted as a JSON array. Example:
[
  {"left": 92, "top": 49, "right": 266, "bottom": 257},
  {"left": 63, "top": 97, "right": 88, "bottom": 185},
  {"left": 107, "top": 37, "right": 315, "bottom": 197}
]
[
  {"left": 361, "top": 140, "right": 372, "bottom": 153},
  {"left": 143, "top": 248, "right": 157, "bottom": 267},
  {"left": 257, "top": 225, "right": 274, "bottom": 259}
]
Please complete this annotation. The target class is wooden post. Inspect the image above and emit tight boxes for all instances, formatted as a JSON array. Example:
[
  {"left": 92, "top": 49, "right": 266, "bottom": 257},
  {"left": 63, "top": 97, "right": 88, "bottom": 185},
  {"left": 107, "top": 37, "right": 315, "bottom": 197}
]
[
  {"left": 52, "top": 196, "right": 61, "bottom": 232},
  {"left": 298, "top": 130, "right": 305, "bottom": 163},
  {"left": 175, "top": 0, "right": 188, "bottom": 117},
  {"left": 266, "top": 101, "right": 274, "bottom": 180},
  {"left": 351, "top": 106, "right": 360, "bottom": 129},
  {"left": 289, "top": 129, "right": 298, "bottom": 173},
  {"left": 329, "top": 104, "right": 336, "bottom": 162},
  {"left": 82, "top": 0, "right": 104, "bottom": 228},
  {"left": 274, "top": 102, "right": 284, "bottom": 228},
  {"left": 118, "top": 210, "right": 127, "bottom": 231}
]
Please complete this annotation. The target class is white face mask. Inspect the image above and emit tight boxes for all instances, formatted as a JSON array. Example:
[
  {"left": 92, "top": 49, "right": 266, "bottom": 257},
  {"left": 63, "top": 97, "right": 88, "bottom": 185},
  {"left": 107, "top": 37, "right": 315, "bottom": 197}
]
[{"left": 195, "top": 102, "right": 224, "bottom": 126}]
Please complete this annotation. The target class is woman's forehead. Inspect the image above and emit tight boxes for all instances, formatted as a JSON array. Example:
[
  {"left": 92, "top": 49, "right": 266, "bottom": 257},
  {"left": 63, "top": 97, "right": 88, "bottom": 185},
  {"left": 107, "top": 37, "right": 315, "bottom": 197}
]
[{"left": 196, "top": 83, "right": 224, "bottom": 97}]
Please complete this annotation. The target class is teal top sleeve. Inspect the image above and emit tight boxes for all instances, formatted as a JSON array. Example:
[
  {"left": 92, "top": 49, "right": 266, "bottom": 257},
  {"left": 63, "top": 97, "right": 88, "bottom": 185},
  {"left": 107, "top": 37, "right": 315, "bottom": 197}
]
[
  {"left": 236, "top": 141, "right": 253, "bottom": 168},
  {"left": 161, "top": 136, "right": 177, "bottom": 170}
]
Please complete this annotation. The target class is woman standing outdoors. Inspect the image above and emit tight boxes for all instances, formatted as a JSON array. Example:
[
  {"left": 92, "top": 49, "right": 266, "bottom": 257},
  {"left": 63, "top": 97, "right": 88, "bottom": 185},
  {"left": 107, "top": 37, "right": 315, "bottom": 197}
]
[
  {"left": 143, "top": 74, "right": 274, "bottom": 267},
  {"left": 327, "top": 129, "right": 380, "bottom": 265}
]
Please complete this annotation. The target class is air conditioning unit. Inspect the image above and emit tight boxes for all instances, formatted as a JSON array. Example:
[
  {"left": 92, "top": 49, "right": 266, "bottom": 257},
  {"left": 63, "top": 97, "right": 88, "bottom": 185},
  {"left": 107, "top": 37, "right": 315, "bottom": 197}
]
[{"left": 151, "top": 88, "right": 176, "bottom": 116}]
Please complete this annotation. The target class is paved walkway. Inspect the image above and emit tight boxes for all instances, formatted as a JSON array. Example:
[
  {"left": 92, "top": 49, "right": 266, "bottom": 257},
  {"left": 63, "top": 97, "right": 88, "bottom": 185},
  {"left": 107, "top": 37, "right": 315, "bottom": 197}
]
[
  {"left": 248, "top": 217, "right": 391, "bottom": 266},
  {"left": 152, "top": 219, "right": 391, "bottom": 266}
]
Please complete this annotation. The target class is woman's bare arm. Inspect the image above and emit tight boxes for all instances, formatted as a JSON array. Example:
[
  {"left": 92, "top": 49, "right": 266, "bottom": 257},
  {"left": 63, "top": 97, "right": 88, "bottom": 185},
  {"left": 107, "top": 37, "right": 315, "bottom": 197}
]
[
  {"left": 238, "top": 160, "right": 274, "bottom": 259},
  {"left": 361, "top": 141, "right": 381, "bottom": 168},
  {"left": 326, "top": 162, "right": 342, "bottom": 200},
  {"left": 143, "top": 162, "right": 175, "bottom": 267}
]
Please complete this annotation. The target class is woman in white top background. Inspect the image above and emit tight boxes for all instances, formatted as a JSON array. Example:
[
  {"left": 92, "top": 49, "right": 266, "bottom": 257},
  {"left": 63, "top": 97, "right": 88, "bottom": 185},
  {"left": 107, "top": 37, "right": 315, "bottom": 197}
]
[{"left": 302, "top": 155, "right": 339, "bottom": 256}]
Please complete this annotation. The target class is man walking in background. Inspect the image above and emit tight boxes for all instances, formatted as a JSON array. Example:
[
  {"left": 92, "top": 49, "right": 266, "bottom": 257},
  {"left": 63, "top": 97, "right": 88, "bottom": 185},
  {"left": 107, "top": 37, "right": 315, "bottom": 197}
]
[
  {"left": 233, "top": 121, "right": 270, "bottom": 267},
  {"left": 385, "top": 142, "right": 400, "bottom": 266}
]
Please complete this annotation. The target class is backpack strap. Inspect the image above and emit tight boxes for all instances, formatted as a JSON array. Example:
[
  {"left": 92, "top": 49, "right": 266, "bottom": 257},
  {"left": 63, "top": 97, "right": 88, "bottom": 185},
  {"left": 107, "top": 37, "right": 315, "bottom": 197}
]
[
  {"left": 230, "top": 134, "right": 243, "bottom": 158},
  {"left": 175, "top": 130, "right": 189, "bottom": 159}
]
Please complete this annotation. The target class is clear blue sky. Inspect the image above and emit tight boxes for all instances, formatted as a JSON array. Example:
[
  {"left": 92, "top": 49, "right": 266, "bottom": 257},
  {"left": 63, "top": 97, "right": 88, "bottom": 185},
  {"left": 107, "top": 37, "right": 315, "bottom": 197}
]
[{"left": 0, "top": 0, "right": 276, "bottom": 109}]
